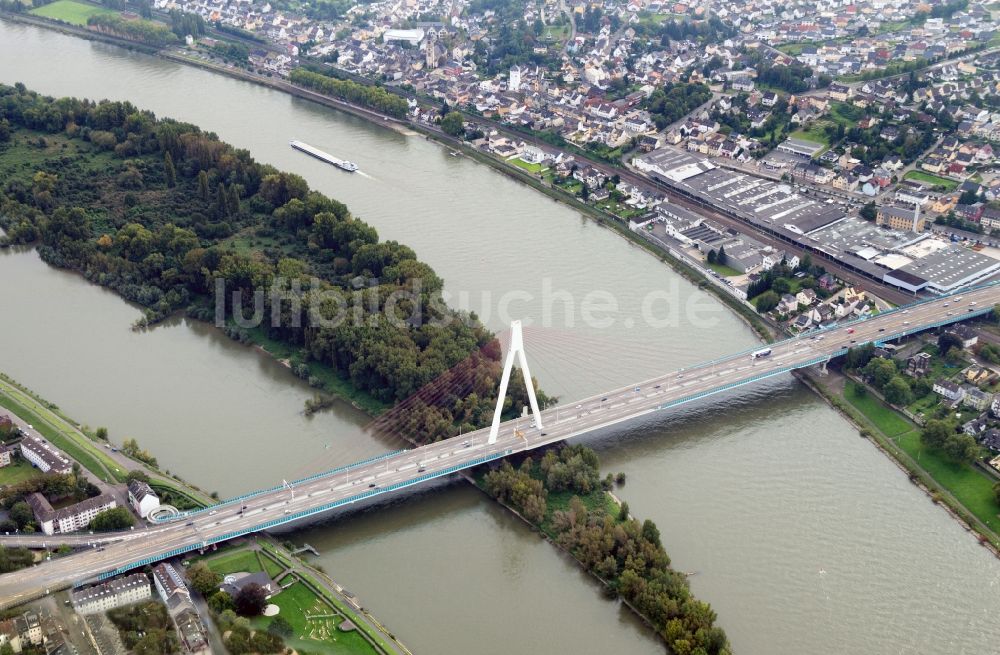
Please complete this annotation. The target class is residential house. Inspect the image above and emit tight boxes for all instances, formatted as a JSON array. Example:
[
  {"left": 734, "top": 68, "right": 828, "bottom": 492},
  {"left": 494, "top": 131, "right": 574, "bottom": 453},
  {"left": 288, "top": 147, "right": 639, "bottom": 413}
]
[
  {"left": 933, "top": 379, "right": 965, "bottom": 402},
  {"left": 128, "top": 480, "right": 161, "bottom": 520},
  {"left": 964, "top": 388, "right": 993, "bottom": 412},
  {"left": 906, "top": 352, "right": 931, "bottom": 377},
  {"left": 945, "top": 324, "right": 978, "bottom": 348}
]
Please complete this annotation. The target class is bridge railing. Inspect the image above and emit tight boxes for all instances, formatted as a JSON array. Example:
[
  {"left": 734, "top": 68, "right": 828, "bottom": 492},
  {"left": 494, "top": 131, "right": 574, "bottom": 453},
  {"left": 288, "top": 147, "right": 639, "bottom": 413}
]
[
  {"left": 98, "top": 448, "right": 515, "bottom": 580},
  {"left": 154, "top": 449, "right": 410, "bottom": 524}
]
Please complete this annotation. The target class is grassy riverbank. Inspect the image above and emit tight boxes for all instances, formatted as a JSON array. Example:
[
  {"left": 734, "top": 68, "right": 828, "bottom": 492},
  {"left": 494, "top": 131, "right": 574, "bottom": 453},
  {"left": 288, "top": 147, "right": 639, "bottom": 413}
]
[
  {"left": 804, "top": 370, "right": 1000, "bottom": 551},
  {"left": 0, "top": 372, "right": 215, "bottom": 505},
  {"left": 192, "top": 538, "right": 407, "bottom": 655}
]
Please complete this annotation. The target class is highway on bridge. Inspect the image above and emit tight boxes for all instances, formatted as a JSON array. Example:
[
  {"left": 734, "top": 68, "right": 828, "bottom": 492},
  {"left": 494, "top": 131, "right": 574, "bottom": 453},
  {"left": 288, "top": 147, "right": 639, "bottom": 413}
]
[{"left": 0, "top": 283, "right": 997, "bottom": 607}]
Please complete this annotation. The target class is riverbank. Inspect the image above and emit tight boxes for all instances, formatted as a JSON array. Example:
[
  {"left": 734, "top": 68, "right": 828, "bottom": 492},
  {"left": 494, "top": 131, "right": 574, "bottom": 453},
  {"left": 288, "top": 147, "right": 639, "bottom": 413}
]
[
  {"left": 797, "top": 367, "right": 1000, "bottom": 556},
  {"left": 0, "top": 375, "right": 411, "bottom": 654}
]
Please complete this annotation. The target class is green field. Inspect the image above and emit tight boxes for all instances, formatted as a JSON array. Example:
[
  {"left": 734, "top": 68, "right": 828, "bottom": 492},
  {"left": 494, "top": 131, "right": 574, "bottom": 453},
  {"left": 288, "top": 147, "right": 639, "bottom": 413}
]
[
  {"left": 202, "top": 548, "right": 266, "bottom": 576},
  {"left": 904, "top": 170, "right": 958, "bottom": 191},
  {"left": 0, "top": 460, "right": 42, "bottom": 487},
  {"left": 706, "top": 261, "right": 743, "bottom": 277},
  {"left": 509, "top": 157, "right": 547, "bottom": 174},
  {"left": 0, "top": 376, "right": 125, "bottom": 483},
  {"left": 30, "top": 0, "right": 114, "bottom": 25},
  {"left": 252, "top": 582, "right": 375, "bottom": 655},
  {"left": 789, "top": 127, "right": 830, "bottom": 148},
  {"left": 844, "top": 382, "right": 913, "bottom": 437}
]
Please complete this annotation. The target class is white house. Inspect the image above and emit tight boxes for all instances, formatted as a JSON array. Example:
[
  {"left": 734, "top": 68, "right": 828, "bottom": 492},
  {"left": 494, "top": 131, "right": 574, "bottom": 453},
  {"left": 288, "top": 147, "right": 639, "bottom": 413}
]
[
  {"left": 127, "top": 479, "right": 161, "bottom": 519},
  {"left": 933, "top": 379, "right": 965, "bottom": 402},
  {"left": 19, "top": 435, "right": 72, "bottom": 475}
]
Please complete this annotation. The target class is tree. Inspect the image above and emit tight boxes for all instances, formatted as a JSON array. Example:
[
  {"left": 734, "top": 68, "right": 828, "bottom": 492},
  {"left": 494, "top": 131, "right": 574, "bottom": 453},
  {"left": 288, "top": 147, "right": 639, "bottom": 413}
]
[
  {"left": 938, "top": 332, "right": 963, "bottom": 355},
  {"left": 959, "top": 189, "right": 979, "bottom": 205},
  {"left": 717, "top": 245, "right": 728, "bottom": 266},
  {"left": 883, "top": 376, "right": 912, "bottom": 406},
  {"left": 267, "top": 616, "right": 293, "bottom": 638},
  {"left": 771, "top": 278, "right": 791, "bottom": 294},
  {"left": 920, "top": 419, "right": 953, "bottom": 450},
  {"left": 863, "top": 357, "right": 897, "bottom": 389},
  {"left": 234, "top": 583, "right": 267, "bottom": 617},
  {"left": 90, "top": 507, "right": 135, "bottom": 531},
  {"left": 95, "top": 426, "right": 109, "bottom": 440},
  {"left": 163, "top": 151, "right": 176, "bottom": 188},
  {"left": 187, "top": 561, "right": 222, "bottom": 596},
  {"left": 859, "top": 202, "right": 877, "bottom": 221},
  {"left": 197, "top": 170, "right": 209, "bottom": 201},
  {"left": 208, "top": 590, "right": 234, "bottom": 613},
  {"left": 9, "top": 502, "right": 32, "bottom": 529},
  {"left": 994, "top": 481, "right": 1000, "bottom": 506},
  {"left": 618, "top": 501, "right": 630, "bottom": 521},
  {"left": 440, "top": 111, "right": 465, "bottom": 137},
  {"left": 942, "top": 433, "right": 978, "bottom": 464},
  {"left": 754, "top": 290, "right": 779, "bottom": 312},
  {"left": 707, "top": 249, "right": 717, "bottom": 265}
]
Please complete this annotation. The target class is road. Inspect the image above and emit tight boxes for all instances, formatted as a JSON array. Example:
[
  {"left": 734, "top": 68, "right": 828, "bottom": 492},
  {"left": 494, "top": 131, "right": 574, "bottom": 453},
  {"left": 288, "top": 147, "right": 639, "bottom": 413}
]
[{"left": 1, "top": 284, "right": 997, "bottom": 608}]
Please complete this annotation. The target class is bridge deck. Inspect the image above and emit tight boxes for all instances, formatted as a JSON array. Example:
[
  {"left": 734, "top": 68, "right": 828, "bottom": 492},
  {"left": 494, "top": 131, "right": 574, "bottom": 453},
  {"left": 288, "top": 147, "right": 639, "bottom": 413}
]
[{"left": 0, "top": 282, "right": 997, "bottom": 607}]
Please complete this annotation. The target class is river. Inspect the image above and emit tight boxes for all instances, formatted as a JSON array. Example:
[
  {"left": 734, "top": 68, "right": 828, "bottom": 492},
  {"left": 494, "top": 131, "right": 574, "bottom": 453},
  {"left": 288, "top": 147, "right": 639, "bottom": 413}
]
[{"left": 1, "top": 19, "right": 999, "bottom": 655}]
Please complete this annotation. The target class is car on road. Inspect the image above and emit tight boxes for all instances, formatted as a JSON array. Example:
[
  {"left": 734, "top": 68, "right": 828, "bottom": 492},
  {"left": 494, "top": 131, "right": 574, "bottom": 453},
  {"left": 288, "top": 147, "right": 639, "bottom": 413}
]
[
  {"left": 462, "top": 440, "right": 471, "bottom": 448},
  {"left": 368, "top": 483, "right": 377, "bottom": 488},
  {"left": 601, "top": 397, "right": 608, "bottom": 402}
]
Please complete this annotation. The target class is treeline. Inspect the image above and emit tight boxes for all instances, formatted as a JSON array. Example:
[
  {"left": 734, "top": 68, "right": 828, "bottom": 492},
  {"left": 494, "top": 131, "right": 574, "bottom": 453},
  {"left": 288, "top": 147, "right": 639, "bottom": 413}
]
[
  {"left": 645, "top": 82, "right": 713, "bottom": 130},
  {"left": 744, "top": 49, "right": 829, "bottom": 93},
  {"left": 168, "top": 9, "right": 206, "bottom": 39},
  {"left": 289, "top": 68, "right": 409, "bottom": 118},
  {"left": 483, "top": 445, "right": 731, "bottom": 655},
  {"left": 87, "top": 13, "right": 178, "bottom": 46},
  {"left": 0, "top": 83, "right": 548, "bottom": 439}
]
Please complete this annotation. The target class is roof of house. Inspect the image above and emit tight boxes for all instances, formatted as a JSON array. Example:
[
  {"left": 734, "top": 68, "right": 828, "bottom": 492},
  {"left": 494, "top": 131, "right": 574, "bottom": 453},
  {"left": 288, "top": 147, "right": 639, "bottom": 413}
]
[
  {"left": 128, "top": 479, "right": 157, "bottom": 503},
  {"left": 71, "top": 573, "right": 149, "bottom": 607}
]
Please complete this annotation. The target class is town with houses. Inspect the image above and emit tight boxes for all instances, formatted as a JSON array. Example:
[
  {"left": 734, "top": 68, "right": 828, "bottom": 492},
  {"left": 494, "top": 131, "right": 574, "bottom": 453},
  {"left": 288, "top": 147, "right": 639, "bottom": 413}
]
[{"left": 130, "top": 0, "right": 1000, "bottom": 322}]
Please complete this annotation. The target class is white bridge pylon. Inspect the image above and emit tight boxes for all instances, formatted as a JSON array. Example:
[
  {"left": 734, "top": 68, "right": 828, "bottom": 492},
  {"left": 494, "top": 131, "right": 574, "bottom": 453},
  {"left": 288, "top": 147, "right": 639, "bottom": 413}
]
[{"left": 488, "top": 320, "right": 543, "bottom": 445}]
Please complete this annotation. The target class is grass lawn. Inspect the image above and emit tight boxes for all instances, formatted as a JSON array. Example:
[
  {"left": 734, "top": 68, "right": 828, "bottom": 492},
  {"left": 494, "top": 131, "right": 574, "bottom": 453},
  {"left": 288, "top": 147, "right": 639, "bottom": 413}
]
[
  {"left": 904, "top": 170, "right": 958, "bottom": 191},
  {"left": 252, "top": 582, "right": 377, "bottom": 655},
  {"left": 844, "top": 381, "right": 912, "bottom": 437},
  {"left": 776, "top": 42, "right": 809, "bottom": 56},
  {"left": 0, "top": 460, "right": 42, "bottom": 487},
  {"left": 541, "top": 23, "right": 569, "bottom": 41},
  {"left": 30, "top": 0, "right": 114, "bottom": 25},
  {"left": 509, "top": 157, "right": 547, "bottom": 174},
  {"left": 789, "top": 127, "right": 830, "bottom": 149},
  {"left": 0, "top": 377, "right": 124, "bottom": 483},
  {"left": 706, "top": 261, "right": 742, "bottom": 277},
  {"left": 893, "top": 429, "right": 1000, "bottom": 534},
  {"left": 202, "top": 548, "right": 264, "bottom": 576}
]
